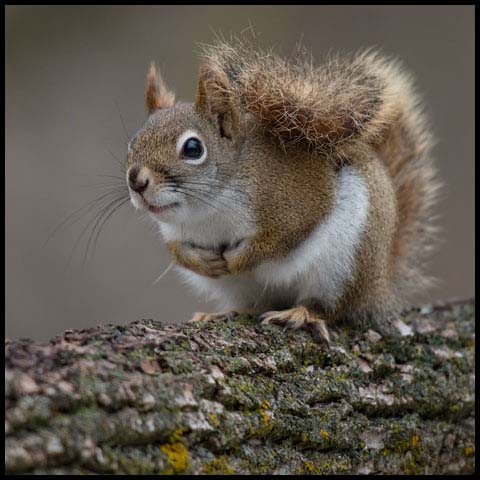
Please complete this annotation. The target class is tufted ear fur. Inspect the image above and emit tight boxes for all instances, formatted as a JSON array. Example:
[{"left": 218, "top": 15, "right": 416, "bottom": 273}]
[
  {"left": 195, "top": 64, "right": 240, "bottom": 139},
  {"left": 145, "top": 62, "right": 175, "bottom": 114}
]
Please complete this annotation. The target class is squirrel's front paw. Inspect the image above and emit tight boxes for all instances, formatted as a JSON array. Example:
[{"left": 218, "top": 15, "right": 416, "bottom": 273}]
[
  {"left": 223, "top": 239, "right": 252, "bottom": 274},
  {"left": 169, "top": 242, "right": 229, "bottom": 278}
]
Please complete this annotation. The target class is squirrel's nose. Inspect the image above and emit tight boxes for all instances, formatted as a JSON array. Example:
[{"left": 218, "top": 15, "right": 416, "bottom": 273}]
[{"left": 128, "top": 166, "right": 149, "bottom": 194}]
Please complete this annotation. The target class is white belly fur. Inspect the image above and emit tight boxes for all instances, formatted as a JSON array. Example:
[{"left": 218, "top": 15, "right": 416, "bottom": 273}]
[{"left": 168, "top": 166, "right": 369, "bottom": 312}]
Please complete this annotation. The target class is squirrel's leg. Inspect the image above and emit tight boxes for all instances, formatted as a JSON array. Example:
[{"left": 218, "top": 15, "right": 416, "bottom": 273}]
[
  {"left": 188, "top": 308, "right": 259, "bottom": 324},
  {"left": 259, "top": 305, "right": 331, "bottom": 345},
  {"left": 166, "top": 241, "right": 229, "bottom": 278}
]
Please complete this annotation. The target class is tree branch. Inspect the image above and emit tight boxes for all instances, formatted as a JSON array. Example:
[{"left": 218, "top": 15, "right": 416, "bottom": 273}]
[{"left": 5, "top": 300, "right": 475, "bottom": 474}]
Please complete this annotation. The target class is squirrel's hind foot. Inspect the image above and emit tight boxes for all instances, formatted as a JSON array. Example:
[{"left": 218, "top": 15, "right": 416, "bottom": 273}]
[
  {"left": 188, "top": 311, "right": 238, "bottom": 323},
  {"left": 260, "top": 306, "right": 331, "bottom": 345}
]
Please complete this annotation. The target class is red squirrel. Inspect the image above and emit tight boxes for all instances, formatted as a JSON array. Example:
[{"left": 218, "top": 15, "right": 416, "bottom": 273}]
[{"left": 126, "top": 37, "right": 439, "bottom": 343}]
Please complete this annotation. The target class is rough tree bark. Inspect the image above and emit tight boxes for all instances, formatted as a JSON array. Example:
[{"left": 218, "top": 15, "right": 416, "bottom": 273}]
[{"left": 5, "top": 300, "right": 475, "bottom": 475}]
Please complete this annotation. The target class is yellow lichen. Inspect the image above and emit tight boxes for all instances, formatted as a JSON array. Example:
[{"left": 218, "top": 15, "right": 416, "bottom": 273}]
[
  {"left": 159, "top": 428, "right": 189, "bottom": 474},
  {"left": 411, "top": 434, "right": 420, "bottom": 447},
  {"left": 208, "top": 413, "right": 220, "bottom": 427},
  {"left": 203, "top": 455, "right": 234, "bottom": 475},
  {"left": 260, "top": 410, "right": 270, "bottom": 424},
  {"left": 251, "top": 399, "right": 274, "bottom": 436},
  {"left": 304, "top": 461, "right": 315, "bottom": 472},
  {"left": 299, "top": 459, "right": 345, "bottom": 475},
  {"left": 170, "top": 427, "right": 187, "bottom": 442},
  {"left": 464, "top": 446, "right": 475, "bottom": 456},
  {"left": 160, "top": 442, "right": 188, "bottom": 474},
  {"left": 259, "top": 399, "right": 272, "bottom": 427},
  {"left": 320, "top": 429, "right": 330, "bottom": 440}
]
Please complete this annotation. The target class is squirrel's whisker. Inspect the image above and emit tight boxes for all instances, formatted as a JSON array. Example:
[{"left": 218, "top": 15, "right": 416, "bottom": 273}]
[
  {"left": 169, "top": 185, "right": 251, "bottom": 220},
  {"left": 44, "top": 187, "right": 129, "bottom": 248},
  {"left": 81, "top": 196, "right": 130, "bottom": 266},
  {"left": 176, "top": 179, "right": 251, "bottom": 198},
  {"left": 107, "top": 148, "right": 127, "bottom": 173},
  {"left": 176, "top": 183, "right": 250, "bottom": 206},
  {"left": 114, "top": 100, "right": 131, "bottom": 143},
  {"left": 151, "top": 261, "right": 175, "bottom": 286},
  {"left": 78, "top": 181, "right": 126, "bottom": 190},
  {"left": 171, "top": 178, "right": 252, "bottom": 206},
  {"left": 165, "top": 186, "right": 223, "bottom": 215},
  {"left": 66, "top": 194, "right": 129, "bottom": 270},
  {"left": 98, "top": 173, "right": 127, "bottom": 181},
  {"left": 85, "top": 197, "right": 130, "bottom": 265},
  {"left": 168, "top": 186, "right": 251, "bottom": 226}
]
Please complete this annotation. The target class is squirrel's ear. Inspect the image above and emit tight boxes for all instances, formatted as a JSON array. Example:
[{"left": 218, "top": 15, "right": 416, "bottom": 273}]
[
  {"left": 145, "top": 62, "right": 175, "bottom": 114},
  {"left": 195, "top": 65, "right": 240, "bottom": 139}
]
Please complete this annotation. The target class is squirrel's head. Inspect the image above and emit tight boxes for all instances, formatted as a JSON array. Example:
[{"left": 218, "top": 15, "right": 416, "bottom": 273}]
[{"left": 126, "top": 63, "right": 245, "bottom": 224}]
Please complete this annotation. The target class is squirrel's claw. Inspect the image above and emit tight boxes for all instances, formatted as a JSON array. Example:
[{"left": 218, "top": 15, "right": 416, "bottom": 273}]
[
  {"left": 188, "top": 311, "right": 238, "bottom": 323},
  {"left": 260, "top": 306, "right": 331, "bottom": 346}
]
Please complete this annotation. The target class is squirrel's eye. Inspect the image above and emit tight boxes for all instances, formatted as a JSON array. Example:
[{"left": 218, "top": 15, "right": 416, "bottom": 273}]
[
  {"left": 176, "top": 131, "right": 207, "bottom": 165},
  {"left": 182, "top": 138, "right": 203, "bottom": 159},
  {"left": 179, "top": 136, "right": 207, "bottom": 165}
]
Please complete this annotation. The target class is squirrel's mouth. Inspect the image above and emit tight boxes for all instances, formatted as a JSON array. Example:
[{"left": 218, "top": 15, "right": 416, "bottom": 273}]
[{"left": 142, "top": 198, "right": 179, "bottom": 214}]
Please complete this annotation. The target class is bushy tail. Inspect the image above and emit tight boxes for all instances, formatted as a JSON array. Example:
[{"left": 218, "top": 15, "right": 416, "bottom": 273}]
[{"left": 200, "top": 37, "right": 440, "bottom": 298}]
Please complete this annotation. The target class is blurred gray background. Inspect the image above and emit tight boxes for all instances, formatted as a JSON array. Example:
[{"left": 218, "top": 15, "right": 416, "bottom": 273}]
[{"left": 6, "top": 5, "right": 475, "bottom": 340}]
